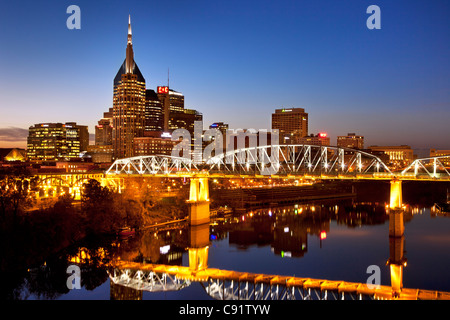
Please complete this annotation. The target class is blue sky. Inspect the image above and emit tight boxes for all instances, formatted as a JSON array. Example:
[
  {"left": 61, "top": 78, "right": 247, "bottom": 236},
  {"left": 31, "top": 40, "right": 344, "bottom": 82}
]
[{"left": 0, "top": 0, "right": 449, "bottom": 155}]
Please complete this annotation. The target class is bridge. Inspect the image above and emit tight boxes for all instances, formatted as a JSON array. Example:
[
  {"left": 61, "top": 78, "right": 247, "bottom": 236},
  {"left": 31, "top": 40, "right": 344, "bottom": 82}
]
[
  {"left": 105, "top": 144, "right": 450, "bottom": 180},
  {"left": 105, "top": 144, "right": 450, "bottom": 226},
  {"left": 62, "top": 144, "right": 450, "bottom": 300}
]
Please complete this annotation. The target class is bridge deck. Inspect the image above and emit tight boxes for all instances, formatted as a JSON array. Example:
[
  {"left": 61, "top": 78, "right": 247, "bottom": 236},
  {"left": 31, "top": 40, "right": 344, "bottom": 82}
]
[{"left": 109, "top": 261, "right": 450, "bottom": 300}]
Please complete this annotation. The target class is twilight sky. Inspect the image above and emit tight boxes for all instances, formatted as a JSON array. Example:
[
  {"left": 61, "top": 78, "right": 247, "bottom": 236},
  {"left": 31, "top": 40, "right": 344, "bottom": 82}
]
[{"left": 0, "top": 0, "right": 449, "bottom": 156}]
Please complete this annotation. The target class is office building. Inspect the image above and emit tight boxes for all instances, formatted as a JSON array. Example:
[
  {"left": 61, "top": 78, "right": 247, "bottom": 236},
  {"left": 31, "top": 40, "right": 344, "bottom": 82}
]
[
  {"left": 368, "top": 145, "right": 415, "bottom": 167},
  {"left": 157, "top": 87, "right": 202, "bottom": 135},
  {"left": 337, "top": 133, "right": 364, "bottom": 149},
  {"left": 133, "top": 132, "right": 177, "bottom": 157},
  {"left": 298, "top": 133, "right": 330, "bottom": 146},
  {"left": 112, "top": 16, "right": 146, "bottom": 159},
  {"left": 145, "top": 89, "right": 164, "bottom": 133},
  {"left": 95, "top": 108, "right": 113, "bottom": 146},
  {"left": 272, "top": 108, "right": 308, "bottom": 144},
  {"left": 430, "top": 149, "right": 450, "bottom": 166},
  {"left": 27, "top": 122, "right": 87, "bottom": 162}
]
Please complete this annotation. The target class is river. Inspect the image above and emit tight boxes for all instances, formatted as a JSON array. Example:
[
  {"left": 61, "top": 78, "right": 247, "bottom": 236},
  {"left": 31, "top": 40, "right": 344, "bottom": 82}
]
[{"left": 3, "top": 185, "right": 450, "bottom": 300}]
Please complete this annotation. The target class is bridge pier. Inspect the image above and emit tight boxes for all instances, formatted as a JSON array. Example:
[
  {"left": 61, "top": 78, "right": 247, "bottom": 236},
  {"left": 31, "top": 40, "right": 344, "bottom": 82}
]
[
  {"left": 389, "top": 180, "right": 404, "bottom": 238},
  {"left": 388, "top": 179, "right": 407, "bottom": 297},
  {"left": 187, "top": 177, "right": 210, "bottom": 226}
]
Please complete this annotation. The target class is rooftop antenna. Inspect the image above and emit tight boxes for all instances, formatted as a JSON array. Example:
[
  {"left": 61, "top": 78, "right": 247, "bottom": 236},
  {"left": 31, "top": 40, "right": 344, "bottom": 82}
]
[{"left": 168, "top": 67, "right": 170, "bottom": 88}]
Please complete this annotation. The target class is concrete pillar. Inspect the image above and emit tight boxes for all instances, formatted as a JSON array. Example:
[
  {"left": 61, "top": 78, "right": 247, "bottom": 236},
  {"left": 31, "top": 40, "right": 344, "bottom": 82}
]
[
  {"left": 388, "top": 185, "right": 407, "bottom": 297},
  {"left": 187, "top": 177, "right": 210, "bottom": 226},
  {"left": 389, "top": 180, "right": 402, "bottom": 209},
  {"left": 389, "top": 180, "right": 404, "bottom": 238}
]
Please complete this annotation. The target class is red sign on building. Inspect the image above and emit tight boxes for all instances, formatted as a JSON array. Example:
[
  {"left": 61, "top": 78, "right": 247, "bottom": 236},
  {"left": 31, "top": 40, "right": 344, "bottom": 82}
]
[{"left": 157, "top": 86, "right": 169, "bottom": 94}]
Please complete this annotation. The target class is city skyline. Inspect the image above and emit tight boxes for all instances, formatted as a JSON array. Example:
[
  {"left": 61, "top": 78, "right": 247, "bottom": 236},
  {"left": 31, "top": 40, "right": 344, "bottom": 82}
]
[{"left": 0, "top": 1, "right": 449, "bottom": 156}]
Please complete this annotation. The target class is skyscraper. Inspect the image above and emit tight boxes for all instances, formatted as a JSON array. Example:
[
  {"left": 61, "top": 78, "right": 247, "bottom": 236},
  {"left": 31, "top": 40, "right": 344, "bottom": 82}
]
[
  {"left": 145, "top": 89, "right": 164, "bottom": 133},
  {"left": 95, "top": 108, "right": 113, "bottom": 146},
  {"left": 271, "top": 108, "right": 308, "bottom": 144},
  {"left": 112, "top": 16, "right": 146, "bottom": 159},
  {"left": 157, "top": 87, "right": 203, "bottom": 135}
]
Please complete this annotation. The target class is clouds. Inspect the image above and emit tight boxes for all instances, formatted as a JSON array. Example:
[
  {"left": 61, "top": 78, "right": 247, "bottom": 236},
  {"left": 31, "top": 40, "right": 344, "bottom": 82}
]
[{"left": 0, "top": 127, "right": 28, "bottom": 142}]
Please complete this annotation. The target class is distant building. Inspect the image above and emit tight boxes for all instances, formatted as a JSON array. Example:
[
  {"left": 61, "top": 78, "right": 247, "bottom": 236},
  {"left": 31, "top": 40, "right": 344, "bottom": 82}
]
[
  {"left": 86, "top": 145, "right": 113, "bottom": 163},
  {"left": 4, "top": 148, "right": 27, "bottom": 162},
  {"left": 95, "top": 108, "right": 113, "bottom": 146},
  {"left": 145, "top": 89, "right": 164, "bottom": 133},
  {"left": 430, "top": 149, "right": 450, "bottom": 166},
  {"left": 133, "top": 132, "right": 177, "bottom": 156},
  {"left": 156, "top": 88, "right": 203, "bottom": 135},
  {"left": 27, "top": 123, "right": 88, "bottom": 162},
  {"left": 337, "top": 133, "right": 364, "bottom": 149},
  {"left": 297, "top": 133, "right": 330, "bottom": 146},
  {"left": 56, "top": 161, "right": 96, "bottom": 173},
  {"left": 209, "top": 122, "right": 229, "bottom": 132},
  {"left": 272, "top": 108, "right": 308, "bottom": 144},
  {"left": 368, "top": 145, "right": 414, "bottom": 167}
]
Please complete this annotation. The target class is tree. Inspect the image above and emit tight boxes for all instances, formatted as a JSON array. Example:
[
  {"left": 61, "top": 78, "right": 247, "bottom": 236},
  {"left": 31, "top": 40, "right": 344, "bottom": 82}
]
[{"left": 81, "top": 179, "right": 124, "bottom": 235}]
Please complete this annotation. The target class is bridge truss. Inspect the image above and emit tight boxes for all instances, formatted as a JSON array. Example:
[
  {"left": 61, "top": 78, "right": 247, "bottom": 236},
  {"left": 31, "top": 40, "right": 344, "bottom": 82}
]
[
  {"left": 105, "top": 145, "right": 393, "bottom": 178},
  {"left": 401, "top": 156, "right": 450, "bottom": 179},
  {"left": 105, "top": 155, "right": 199, "bottom": 176}
]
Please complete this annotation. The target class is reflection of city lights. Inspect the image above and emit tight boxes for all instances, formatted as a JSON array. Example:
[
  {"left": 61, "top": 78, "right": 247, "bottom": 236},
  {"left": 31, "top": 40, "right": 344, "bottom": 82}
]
[{"left": 320, "top": 231, "right": 327, "bottom": 240}]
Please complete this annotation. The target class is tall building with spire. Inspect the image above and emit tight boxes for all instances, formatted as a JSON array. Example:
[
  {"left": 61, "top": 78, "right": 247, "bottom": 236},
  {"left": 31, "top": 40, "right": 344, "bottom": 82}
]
[{"left": 112, "top": 16, "right": 146, "bottom": 159}]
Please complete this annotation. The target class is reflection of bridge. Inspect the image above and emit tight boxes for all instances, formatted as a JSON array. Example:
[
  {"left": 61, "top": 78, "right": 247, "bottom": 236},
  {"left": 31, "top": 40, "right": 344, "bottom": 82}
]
[
  {"left": 108, "top": 262, "right": 450, "bottom": 300},
  {"left": 107, "top": 216, "right": 450, "bottom": 300}
]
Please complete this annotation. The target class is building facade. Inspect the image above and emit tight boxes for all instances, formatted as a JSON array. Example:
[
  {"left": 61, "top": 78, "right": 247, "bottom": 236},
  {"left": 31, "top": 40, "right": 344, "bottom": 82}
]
[
  {"left": 297, "top": 133, "right": 330, "bottom": 146},
  {"left": 337, "top": 133, "right": 364, "bottom": 149},
  {"left": 430, "top": 149, "right": 450, "bottom": 166},
  {"left": 112, "top": 16, "right": 146, "bottom": 159},
  {"left": 27, "top": 123, "right": 86, "bottom": 162},
  {"left": 271, "top": 108, "right": 308, "bottom": 144},
  {"left": 368, "top": 145, "right": 415, "bottom": 168},
  {"left": 133, "top": 133, "right": 177, "bottom": 157},
  {"left": 145, "top": 89, "right": 164, "bottom": 133},
  {"left": 95, "top": 108, "right": 113, "bottom": 146}
]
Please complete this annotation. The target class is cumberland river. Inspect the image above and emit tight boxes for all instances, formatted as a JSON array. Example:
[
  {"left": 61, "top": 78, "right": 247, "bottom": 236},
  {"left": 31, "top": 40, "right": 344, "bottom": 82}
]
[{"left": 3, "top": 181, "right": 450, "bottom": 300}]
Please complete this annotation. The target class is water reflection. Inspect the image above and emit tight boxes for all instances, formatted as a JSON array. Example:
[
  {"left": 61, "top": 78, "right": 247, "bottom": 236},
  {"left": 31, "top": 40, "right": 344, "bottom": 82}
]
[{"left": 3, "top": 198, "right": 450, "bottom": 300}]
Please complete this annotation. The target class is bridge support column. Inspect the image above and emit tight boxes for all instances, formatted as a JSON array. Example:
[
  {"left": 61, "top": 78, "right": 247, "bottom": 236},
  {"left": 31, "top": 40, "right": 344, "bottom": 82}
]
[
  {"left": 389, "top": 180, "right": 404, "bottom": 238},
  {"left": 389, "top": 180, "right": 402, "bottom": 210},
  {"left": 388, "top": 180, "right": 407, "bottom": 297},
  {"left": 187, "top": 177, "right": 210, "bottom": 226}
]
